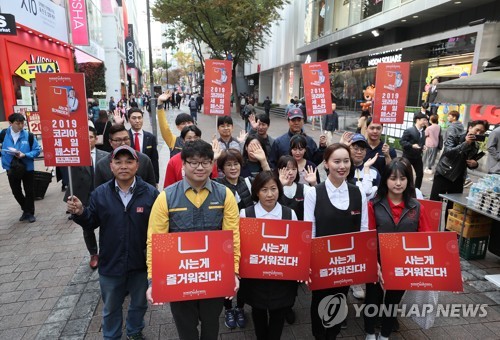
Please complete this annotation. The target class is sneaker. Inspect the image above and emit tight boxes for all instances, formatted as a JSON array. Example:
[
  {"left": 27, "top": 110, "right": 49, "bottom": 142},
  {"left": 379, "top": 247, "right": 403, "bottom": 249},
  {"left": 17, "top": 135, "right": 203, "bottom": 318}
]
[
  {"left": 127, "top": 333, "right": 145, "bottom": 340},
  {"left": 464, "top": 179, "right": 473, "bottom": 188},
  {"left": 19, "top": 212, "right": 28, "bottom": 221},
  {"left": 224, "top": 309, "right": 237, "bottom": 329},
  {"left": 234, "top": 307, "right": 246, "bottom": 328},
  {"left": 27, "top": 214, "right": 36, "bottom": 223},
  {"left": 285, "top": 307, "right": 296, "bottom": 324},
  {"left": 351, "top": 284, "right": 365, "bottom": 299}
]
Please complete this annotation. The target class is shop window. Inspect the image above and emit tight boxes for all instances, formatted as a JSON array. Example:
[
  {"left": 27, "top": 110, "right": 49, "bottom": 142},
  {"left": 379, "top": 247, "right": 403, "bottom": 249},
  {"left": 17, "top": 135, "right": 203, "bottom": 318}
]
[
  {"left": 12, "top": 76, "right": 37, "bottom": 112},
  {"left": 362, "top": 0, "right": 384, "bottom": 19},
  {"left": 333, "top": 0, "right": 350, "bottom": 31},
  {"left": 383, "top": 0, "right": 400, "bottom": 11},
  {"left": 304, "top": 0, "right": 332, "bottom": 43}
]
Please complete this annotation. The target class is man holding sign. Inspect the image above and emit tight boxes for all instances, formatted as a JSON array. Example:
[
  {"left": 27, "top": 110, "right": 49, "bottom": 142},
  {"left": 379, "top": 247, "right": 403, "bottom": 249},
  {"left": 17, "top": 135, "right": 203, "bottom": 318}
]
[{"left": 147, "top": 140, "right": 240, "bottom": 339}]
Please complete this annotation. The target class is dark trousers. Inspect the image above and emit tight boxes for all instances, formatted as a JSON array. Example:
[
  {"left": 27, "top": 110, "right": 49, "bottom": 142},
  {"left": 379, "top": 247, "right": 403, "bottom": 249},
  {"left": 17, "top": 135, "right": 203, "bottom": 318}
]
[
  {"left": 251, "top": 306, "right": 287, "bottom": 340},
  {"left": 8, "top": 170, "right": 35, "bottom": 215},
  {"left": 363, "top": 283, "right": 405, "bottom": 338},
  {"left": 190, "top": 109, "right": 198, "bottom": 122},
  {"left": 170, "top": 297, "right": 223, "bottom": 340},
  {"left": 83, "top": 229, "right": 98, "bottom": 255},
  {"left": 311, "top": 286, "right": 350, "bottom": 340},
  {"left": 430, "top": 173, "right": 465, "bottom": 216},
  {"left": 407, "top": 156, "right": 424, "bottom": 189},
  {"left": 224, "top": 289, "right": 244, "bottom": 309}
]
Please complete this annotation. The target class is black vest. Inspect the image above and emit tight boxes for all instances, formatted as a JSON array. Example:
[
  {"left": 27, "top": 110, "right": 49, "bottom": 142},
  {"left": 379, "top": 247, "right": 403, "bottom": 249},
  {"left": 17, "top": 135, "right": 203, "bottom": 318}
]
[
  {"left": 216, "top": 177, "right": 253, "bottom": 211},
  {"left": 314, "top": 182, "right": 362, "bottom": 237},
  {"left": 244, "top": 204, "right": 292, "bottom": 220},
  {"left": 170, "top": 138, "right": 184, "bottom": 157},
  {"left": 279, "top": 183, "right": 305, "bottom": 221},
  {"left": 372, "top": 197, "right": 420, "bottom": 233}
]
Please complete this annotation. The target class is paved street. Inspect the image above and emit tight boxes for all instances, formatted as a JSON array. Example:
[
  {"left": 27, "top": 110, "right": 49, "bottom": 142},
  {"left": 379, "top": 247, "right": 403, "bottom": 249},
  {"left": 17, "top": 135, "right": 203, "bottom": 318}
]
[{"left": 1, "top": 104, "right": 500, "bottom": 339}]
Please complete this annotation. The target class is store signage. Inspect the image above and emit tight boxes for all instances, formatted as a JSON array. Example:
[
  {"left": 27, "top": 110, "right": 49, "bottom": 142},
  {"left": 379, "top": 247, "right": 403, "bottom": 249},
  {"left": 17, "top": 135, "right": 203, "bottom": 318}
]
[
  {"left": 125, "top": 36, "right": 135, "bottom": 67},
  {"left": 15, "top": 60, "right": 58, "bottom": 82},
  {"left": 470, "top": 104, "right": 500, "bottom": 124},
  {"left": 368, "top": 54, "right": 402, "bottom": 67},
  {"left": 302, "top": 62, "right": 333, "bottom": 116},
  {"left": 203, "top": 59, "right": 232, "bottom": 116},
  {"left": 0, "top": 13, "right": 17, "bottom": 35},
  {"left": 68, "top": 0, "right": 90, "bottom": 46},
  {"left": 1, "top": 0, "right": 68, "bottom": 42},
  {"left": 379, "top": 232, "right": 463, "bottom": 291}
]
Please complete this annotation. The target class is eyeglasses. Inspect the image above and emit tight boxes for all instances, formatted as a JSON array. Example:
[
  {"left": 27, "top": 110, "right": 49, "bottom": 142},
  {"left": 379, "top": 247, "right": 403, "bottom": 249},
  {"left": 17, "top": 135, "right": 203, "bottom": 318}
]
[
  {"left": 110, "top": 137, "right": 130, "bottom": 144},
  {"left": 350, "top": 145, "right": 366, "bottom": 153},
  {"left": 185, "top": 160, "right": 212, "bottom": 169}
]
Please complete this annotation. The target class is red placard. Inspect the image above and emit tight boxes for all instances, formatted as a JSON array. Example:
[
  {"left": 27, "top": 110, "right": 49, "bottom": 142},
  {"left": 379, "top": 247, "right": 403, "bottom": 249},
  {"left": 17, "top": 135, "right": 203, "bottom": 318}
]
[
  {"left": 68, "top": 0, "right": 90, "bottom": 46},
  {"left": 203, "top": 59, "right": 232, "bottom": 116},
  {"left": 239, "top": 218, "right": 312, "bottom": 281},
  {"left": 372, "top": 62, "right": 410, "bottom": 124},
  {"left": 26, "top": 111, "right": 42, "bottom": 136},
  {"left": 151, "top": 230, "right": 235, "bottom": 303},
  {"left": 418, "top": 199, "right": 442, "bottom": 231},
  {"left": 309, "top": 230, "right": 378, "bottom": 290},
  {"left": 379, "top": 232, "right": 463, "bottom": 291},
  {"left": 302, "top": 62, "right": 332, "bottom": 116},
  {"left": 36, "top": 73, "right": 91, "bottom": 166}
]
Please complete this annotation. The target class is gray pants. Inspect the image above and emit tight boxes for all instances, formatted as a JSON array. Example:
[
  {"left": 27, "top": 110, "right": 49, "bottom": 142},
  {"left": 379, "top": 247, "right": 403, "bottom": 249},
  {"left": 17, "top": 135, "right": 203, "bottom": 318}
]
[{"left": 423, "top": 147, "right": 439, "bottom": 169}]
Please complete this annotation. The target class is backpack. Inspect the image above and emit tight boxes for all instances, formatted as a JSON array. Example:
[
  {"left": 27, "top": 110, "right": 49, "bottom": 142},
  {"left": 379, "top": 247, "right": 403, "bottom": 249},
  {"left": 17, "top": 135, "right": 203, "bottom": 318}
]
[{"left": 0, "top": 129, "right": 35, "bottom": 149}]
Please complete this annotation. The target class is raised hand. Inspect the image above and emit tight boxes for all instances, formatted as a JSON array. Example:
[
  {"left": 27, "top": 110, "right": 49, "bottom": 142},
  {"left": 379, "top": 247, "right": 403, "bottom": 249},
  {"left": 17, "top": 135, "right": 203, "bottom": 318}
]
[
  {"left": 319, "top": 133, "right": 327, "bottom": 147},
  {"left": 237, "top": 130, "right": 248, "bottom": 144},
  {"left": 304, "top": 165, "right": 318, "bottom": 186},
  {"left": 249, "top": 142, "right": 266, "bottom": 163},
  {"left": 113, "top": 109, "right": 124, "bottom": 125},
  {"left": 279, "top": 167, "right": 293, "bottom": 186},
  {"left": 248, "top": 114, "right": 258, "bottom": 130},
  {"left": 340, "top": 131, "right": 354, "bottom": 146},
  {"left": 211, "top": 139, "right": 222, "bottom": 160},
  {"left": 364, "top": 155, "right": 377, "bottom": 169}
]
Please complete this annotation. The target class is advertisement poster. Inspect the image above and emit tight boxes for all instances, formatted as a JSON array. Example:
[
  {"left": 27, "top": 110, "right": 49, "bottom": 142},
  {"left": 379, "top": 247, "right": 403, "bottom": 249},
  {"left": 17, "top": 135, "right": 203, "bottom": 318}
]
[
  {"left": 310, "top": 230, "right": 378, "bottom": 290},
  {"left": 36, "top": 73, "right": 91, "bottom": 166},
  {"left": 302, "top": 62, "right": 332, "bottom": 116},
  {"left": 418, "top": 199, "right": 442, "bottom": 232},
  {"left": 372, "top": 62, "right": 410, "bottom": 124},
  {"left": 239, "top": 218, "right": 312, "bottom": 281},
  {"left": 203, "top": 59, "right": 232, "bottom": 116},
  {"left": 379, "top": 232, "right": 463, "bottom": 291},
  {"left": 26, "top": 112, "right": 42, "bottom": 136},
  {"left": 151, "top": 230, "right": 235, "bottom": 303}
]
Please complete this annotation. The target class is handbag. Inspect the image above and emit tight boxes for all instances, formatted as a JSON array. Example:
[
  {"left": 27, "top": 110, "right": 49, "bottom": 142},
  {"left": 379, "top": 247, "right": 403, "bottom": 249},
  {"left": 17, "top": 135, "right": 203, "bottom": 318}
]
[
  {"left": 8, "top": 157, "right": 26, "bottom": 179},
  {"left": 96, "top": 121, "right": 109, "bottom": 145}
]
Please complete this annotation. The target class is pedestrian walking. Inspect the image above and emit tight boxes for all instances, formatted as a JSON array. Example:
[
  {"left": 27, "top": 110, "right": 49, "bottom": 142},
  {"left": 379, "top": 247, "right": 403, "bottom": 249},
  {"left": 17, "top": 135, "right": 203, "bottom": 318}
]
[{"left": 400, "top": 112, "right": 427, "bottom": 189}]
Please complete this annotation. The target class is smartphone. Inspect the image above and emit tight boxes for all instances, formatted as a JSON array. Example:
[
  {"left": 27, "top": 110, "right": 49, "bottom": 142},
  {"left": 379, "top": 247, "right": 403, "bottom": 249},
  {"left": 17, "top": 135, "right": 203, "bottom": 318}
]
[{"left": 474, "top": 134, "right": 486, "bottom": 142}]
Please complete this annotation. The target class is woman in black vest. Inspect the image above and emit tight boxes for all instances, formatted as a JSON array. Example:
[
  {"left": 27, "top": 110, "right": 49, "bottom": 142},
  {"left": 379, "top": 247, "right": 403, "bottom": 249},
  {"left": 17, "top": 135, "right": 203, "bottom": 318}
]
[
  {"left": 364, "top": 158, "right": 432, "bottom": 340},
  {"left": 241, "top": 135, "right": 271, "bottom": 178},
  {"left": 240, "top": 171, "right": 298, "bottom": 340},
  {"left": 215, "top": 149, "right": 253, "bottom": 329},
  {"left": 304, "top": 143, "right": 368, "bottom": 340}
]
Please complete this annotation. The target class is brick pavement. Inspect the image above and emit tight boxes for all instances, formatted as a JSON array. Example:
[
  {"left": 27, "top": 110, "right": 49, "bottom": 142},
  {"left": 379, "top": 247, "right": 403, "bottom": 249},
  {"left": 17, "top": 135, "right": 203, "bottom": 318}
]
[{"left": 0, "top": 104, "right": 499, "bottom": 339}]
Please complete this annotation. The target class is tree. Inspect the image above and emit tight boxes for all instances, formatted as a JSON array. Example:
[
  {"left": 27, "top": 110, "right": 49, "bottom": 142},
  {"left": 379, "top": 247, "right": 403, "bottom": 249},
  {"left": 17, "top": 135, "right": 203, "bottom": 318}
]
[
  {"left": 152, "top": 0, "right": 289, "bottom": 112},
  {"left": 77, "top": 62, "right": 106, "bottom": 99}
]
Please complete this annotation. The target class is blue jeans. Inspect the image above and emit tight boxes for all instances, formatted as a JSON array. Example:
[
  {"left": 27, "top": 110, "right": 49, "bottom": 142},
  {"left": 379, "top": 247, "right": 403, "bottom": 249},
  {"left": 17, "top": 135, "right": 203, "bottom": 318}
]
[
  {"left": 190, "top": 109, "right": 198, "bottom": 121},
  {"left": 99, "top": 272, "right": 148, "bottom": 340}
]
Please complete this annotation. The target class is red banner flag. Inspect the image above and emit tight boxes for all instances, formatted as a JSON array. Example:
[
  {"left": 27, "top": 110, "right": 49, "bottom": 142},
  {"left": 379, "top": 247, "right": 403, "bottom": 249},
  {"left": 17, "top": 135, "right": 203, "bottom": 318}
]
[
  {"left": 379, "top": 232, "right": 463, "bottom": 291},
  {"left": 418, "top": 199, "right": 442, "bottom": 231},
  {"left": 151, "top": 230, "right": 235, "bottom": 303},
  {"left": 302, "top": 62, "right": 332, "bottom": 116},
  {"left": 239, "top": 218, "right": 312, "bottom": 281},
  {"left": 36, "top": 73, "right": 91, "bottom": 166},
  {"left": 309, "top": 230, "right": 378, "bottom": 290},
  {"left": 372, "top": 62, "right": 410, "bottom": 124},
  {"left": 203, "top": 59, "right": 232, "bottom": 116}
]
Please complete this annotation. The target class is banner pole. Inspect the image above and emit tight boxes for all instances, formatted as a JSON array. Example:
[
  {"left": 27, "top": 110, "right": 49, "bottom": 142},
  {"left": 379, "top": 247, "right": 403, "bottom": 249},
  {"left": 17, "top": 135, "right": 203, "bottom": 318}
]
[
  {"left": 319, "top": 115, "right": 323, "bottom": 134},
  {"left": 68, "top": 166, "right": 74, "bottom": 199}
]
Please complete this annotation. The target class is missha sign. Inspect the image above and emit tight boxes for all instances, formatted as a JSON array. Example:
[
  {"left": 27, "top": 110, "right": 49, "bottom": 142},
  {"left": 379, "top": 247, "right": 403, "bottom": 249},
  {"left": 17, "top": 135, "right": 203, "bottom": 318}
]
[
  {"left": 0, "top": 0, "right": 69, "bottom": 42},
  {"left": 68, "top": 0, "right": 90, "bottom": 45}
]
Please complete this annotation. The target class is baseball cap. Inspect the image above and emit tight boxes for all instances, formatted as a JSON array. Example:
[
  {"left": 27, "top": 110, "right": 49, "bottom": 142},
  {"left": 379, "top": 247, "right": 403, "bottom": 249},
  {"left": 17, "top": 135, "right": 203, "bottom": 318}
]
[
  {"left": 111, "top": 145, "right": 138, "bottom": 161},
  {"left": 288, "top": 108, "right": 304, "bottom": 120},
  {"left": 351, "top": 133, "right": 368, "bottom": 148}
]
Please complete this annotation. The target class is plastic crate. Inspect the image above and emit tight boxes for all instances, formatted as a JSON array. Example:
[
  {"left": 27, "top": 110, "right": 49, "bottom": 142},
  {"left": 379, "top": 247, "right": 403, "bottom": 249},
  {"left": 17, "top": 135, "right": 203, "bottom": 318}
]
[
  {"left": 459, "top": 236, "right": 489, "bottom": 260},
  {"left": 33, "top": 171, "right": 52, "bottom": 200}
]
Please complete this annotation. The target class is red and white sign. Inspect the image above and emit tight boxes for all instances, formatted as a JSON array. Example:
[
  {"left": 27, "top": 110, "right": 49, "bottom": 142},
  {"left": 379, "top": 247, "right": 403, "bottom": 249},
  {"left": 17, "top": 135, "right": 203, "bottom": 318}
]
[
  {"left": 203, "top": 59, "right": 232, "bottom": 116},
  {"left": 302, "top": 62, "right": 332, "bottom": 116},
  {"left": 239, "top": 218, "right": 312, "bottom": 281},
  {"left": 379, "top": 232, "right": 463, "bottom": 291},
  {"left": 151, "top": 230, "right": 235, "bottom": 303},
  {"left": 26, "top": 111, "right": 42, "bottom": 136},
  {"left": 310, "top": 230, "right": 378, "bottom": 290},
  {"left": 372, "top": 62, "right": 410, "bottom": 124},
  {"left": 418, "top": 199, "right": 442, "bottom": 232},
  {"left": 68, "top": 0, "right": 90, "bottom": 46},
  {"left": 36, "top": 73, "right": 91, "bottom": 166}
]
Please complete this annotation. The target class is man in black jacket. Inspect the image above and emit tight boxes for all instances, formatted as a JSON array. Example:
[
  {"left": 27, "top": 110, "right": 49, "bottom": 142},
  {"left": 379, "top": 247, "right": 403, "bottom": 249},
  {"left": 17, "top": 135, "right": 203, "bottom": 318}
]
[{"left": 400, "top": 112, "right": 428, "bottom": 189}]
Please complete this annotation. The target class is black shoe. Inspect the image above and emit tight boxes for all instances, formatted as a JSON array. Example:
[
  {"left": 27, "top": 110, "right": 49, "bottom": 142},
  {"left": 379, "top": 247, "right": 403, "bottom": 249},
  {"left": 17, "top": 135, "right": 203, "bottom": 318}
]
[
  {"left": 341, "top": 319, "right": 347, "bottom": 329},
  {"left": 393, "top": 318, "right": 400, "bottom": 332},
  {"left": 285, "top": 307, "right": 296, "bottom": 324},
  {"left": 27, "top": 214, "right": 36, "bottom": 223},
  {"left": 19, "top": 212, "right": 28, "bottom": 221}
]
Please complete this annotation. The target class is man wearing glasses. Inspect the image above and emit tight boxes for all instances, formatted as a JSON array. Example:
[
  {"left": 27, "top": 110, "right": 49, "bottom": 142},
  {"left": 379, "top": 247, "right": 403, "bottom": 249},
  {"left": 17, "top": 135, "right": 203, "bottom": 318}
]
[
  {"left": 95, "top": 124, "right": 156, "bottom": 187},
  {"left": 146, "top": 139, "right": 241, "bottom": 339}
]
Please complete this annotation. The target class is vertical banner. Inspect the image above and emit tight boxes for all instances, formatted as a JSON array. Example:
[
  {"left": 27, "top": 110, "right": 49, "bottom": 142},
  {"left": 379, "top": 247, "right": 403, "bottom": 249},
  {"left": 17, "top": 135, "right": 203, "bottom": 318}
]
[
  {"left": 379, "top": 232, "right": 463, "bottom": 291},
  {"left": 151, "top": 230, "right": 235, "bottom": 303},
  {"left": 309, "top": 230, "right": 378, "bottom": 290},
  {"left": 301, "top": 62, "right": 332, "bottom": 116},
  {"left": 203, "top": 59, "right": 232, "bottom": 116},
  {"left": 68, "top": 0, "right": 90, "bottom": 46},
  {"left": 239, "top": 218, "right": 312, "bottom": 281},
  {"left": 418, "top": 199, "right": 442, "bottom": 231},
  {"left": 372, "top": 62, "right": 410, "bottom": 124},
  {"left": 36, "top": 73, "right": 91, "bottom": 166}
]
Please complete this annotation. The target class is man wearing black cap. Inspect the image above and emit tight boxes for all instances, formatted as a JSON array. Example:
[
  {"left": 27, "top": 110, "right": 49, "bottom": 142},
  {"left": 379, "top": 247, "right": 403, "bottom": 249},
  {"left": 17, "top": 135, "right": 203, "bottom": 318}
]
[
  {"left": 400, "top": 112, "right": 428, "bottom": 189},
  {"left": 67, "top": 145, "right": 159, "bottom": 340}
]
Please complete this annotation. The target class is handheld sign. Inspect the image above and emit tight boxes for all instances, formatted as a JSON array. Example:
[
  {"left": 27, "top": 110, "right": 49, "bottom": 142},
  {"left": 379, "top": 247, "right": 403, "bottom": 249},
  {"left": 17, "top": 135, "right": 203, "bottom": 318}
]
[
  {"left": 203, "top": 59, "right": 232, "bottom": 116},
  {"left": 302, "top": 62, "right": 332, "bottom": 117}
]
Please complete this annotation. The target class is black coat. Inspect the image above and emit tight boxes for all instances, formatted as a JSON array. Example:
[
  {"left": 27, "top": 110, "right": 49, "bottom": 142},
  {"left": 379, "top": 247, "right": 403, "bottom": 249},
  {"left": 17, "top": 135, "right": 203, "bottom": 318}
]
[
  {"left": 400, "top": 126, "right": 425, "bottom": 159},
  {"left": 128, "top": 130, "right": 159, "bottom": 183}
]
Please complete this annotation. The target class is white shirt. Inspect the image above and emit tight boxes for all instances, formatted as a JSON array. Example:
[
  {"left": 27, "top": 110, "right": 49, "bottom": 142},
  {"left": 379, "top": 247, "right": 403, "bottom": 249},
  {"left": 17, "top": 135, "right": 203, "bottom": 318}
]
[
  {"left": 10, "top": 127, "right": 20, "bottom": 144},
  {"left": 283, "top": 182, "right": 314, "bottom": 200},
  {"left": 91, "top": 148, "right": 96, "bottom": 171},
  {"left": 240, "top": 202, "right": 298, "bottom": 221},
  {"left": 304, "top": 179, "right": 368, "bottom": 237},
  {"left": 132, "top": 129, "right": 144, "bottom": 152},
  {"left": 68, "top": 96, "right": 79, "bottom": 111}
]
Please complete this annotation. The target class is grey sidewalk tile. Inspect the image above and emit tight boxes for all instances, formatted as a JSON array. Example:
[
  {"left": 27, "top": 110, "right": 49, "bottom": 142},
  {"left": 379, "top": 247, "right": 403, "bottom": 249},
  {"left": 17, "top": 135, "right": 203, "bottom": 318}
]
[
  {"left": 0, "top": 264, "right": 18, "bottom": 275},
  {"left": 467, "top": 280, "right": 500, "bottom": 293},
  {"left": 16, "top": 270, "right": 41, "bottom": 281},
  {"left": 55, "top": 294, "right": 81, "bottom": 309},
  {"left": 441, "top": 324, "right": 474, "bottom": 339},
  {"left": 484, "top": 321, "right": 500, "bottom": 335},
  {"left": 17, "top": 278, "right": 42, "bottom": 290},
  {"left": 45, "top": 308, "right": 74, "bottom": 324},
  {"left": 20, "top": 310, "right": 51, "bottom": 327},
  {"left": 22, "top": 325, "right": 42, "bottom": 340},
  {"left": 0, "top": 280, "right": 21, "bottom": 293},
  {"left": 398, "top": 329, "right": 429, "bottom": 340},
  {"left": 61, "top": 318, "right": 91, "bottom": 336},
  {"left": 0, "top": 326, "right": 27, "bottom": 340},
  {"left": 59, "top": 336, "right": 85, "bottom": 340},
  {"left": 463, "top": 322, "right": 500, "bottom": 339},
  {"left": 159, "top": 323, "right": 180, "bottom": 339},
  {"left": 0, "top": 301, "right": 24, "bottom": 317},
  {"left": 0, "top": 272, "right": 19, "bottom": 284},
  {"left": 42, "top": 297, "right": 59, "bottom": 311},
  {"left": 18, "top": 299, "right": 47, "bottom": 314},
  {"left": 40, "top": 285, "right": 65, "bottom": 299},
  {"left": 484, "top": 291, "right": 500, "bottom": 304},
  {"left": 0, "top": 313, "right": 26, "bottom": 330},
  {"left": 17, "top": 288, "right": 44, "bottom": 302},
  {"left": 35, "top": 321, "right": 66, "bottom": 340},
  {"left": 0, "top": 290, "right": 23, "bottom": 304}
]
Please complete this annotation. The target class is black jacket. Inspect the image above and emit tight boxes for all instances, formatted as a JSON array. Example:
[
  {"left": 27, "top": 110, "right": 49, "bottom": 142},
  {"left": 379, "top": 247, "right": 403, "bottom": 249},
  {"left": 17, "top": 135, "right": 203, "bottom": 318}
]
[
  {"left": 436, "top": 133, "right": 480, "bottom": 182},
  {"left": 128, "top": 130, "right": 159, "bottom": 183},
  {"left": 401, "top": 126, "right": 425, "bottom": 159}
]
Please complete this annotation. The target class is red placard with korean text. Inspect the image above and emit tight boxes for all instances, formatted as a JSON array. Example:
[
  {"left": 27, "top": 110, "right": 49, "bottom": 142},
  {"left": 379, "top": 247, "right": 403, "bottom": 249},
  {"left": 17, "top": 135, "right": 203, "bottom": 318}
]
[
  {"left": 310, "top": 230, "right": 378, "bottom": 290},
  {"left": 418, "top": 199, "right": 442, "bottom": 231},
  {"left": 379, "top": 232, "right": 463, "bottom": 291},
  {"left": 26, "top": 111, "right": 42, "bottom": 136},
  {"left": 203, "top": 59, "right": 232, "bottom": 116},
  {"left": 36, "top": 73, "right": 91, "bottom": 166},
  {"left": 152, "top": 230, "right": 235, "bottom": 303},
  {"left": 239, "top": 218, "right": 312, "bottom": 281},
  {"left": 302, "top": 62, "right": 332, "bottom": 116},
  {"left": 372, "top": 62, "right": 410, "bottom": 124}
]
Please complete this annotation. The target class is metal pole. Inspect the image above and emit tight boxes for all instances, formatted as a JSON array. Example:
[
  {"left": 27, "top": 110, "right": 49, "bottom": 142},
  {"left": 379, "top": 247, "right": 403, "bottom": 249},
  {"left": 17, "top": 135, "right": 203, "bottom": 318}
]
[{"left": 146, "top": 0, "right": 157, "bottom": 137}]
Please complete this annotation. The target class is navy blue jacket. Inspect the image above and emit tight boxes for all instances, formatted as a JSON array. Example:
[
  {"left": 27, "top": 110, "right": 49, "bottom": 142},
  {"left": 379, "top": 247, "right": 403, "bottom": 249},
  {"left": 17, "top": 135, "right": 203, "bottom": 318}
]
[
  {"left": 270, "top": 130, "right": 325, "bottom": 168},
  {"left": 74, "top": 177, "right": 159, "bottom": 276}
]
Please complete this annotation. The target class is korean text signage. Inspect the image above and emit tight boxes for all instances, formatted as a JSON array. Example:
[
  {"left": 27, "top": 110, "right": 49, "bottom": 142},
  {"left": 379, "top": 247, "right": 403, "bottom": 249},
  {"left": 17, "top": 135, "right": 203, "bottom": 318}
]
[
  {"left": 26, "top": 111, "right": 42, "bottom": 136},
  {"left": 0, "top": 13, "right": 17, "bottom": 35},
  {"left": 379, "top": 232, "right": 463, "bottom": 291},
  {"left": 151, "top": 230, "right": 235, "bottom": 303},
  {"left": 203, "top": 59, "right": 232, "bottom": 116},
  {"left": 68, "top": 0, "right": 90, "bottom": 46},
  {"left": 302, "top": 62, "right": 332, "bottom": 116},
  {"left": 310, "top": 230, "right": 378, "bottom": 290},
  {"left": 239, "top": 218, "right": 312, "bottom": 281},
  {"left": 36, "top": 73, "right": 91, "bottom": 166},
  {"left": 372, "top": 62, "right": 410, "bottom": 124}
]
